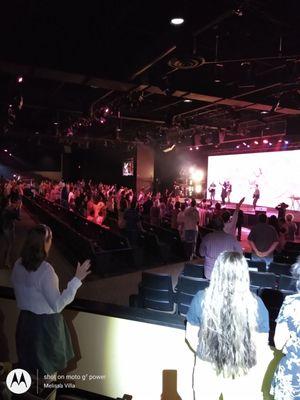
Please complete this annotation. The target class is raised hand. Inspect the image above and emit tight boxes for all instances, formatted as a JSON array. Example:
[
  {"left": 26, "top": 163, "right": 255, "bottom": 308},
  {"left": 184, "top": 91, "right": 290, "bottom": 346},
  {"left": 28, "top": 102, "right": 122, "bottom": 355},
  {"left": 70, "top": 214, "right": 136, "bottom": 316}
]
[{"left": 75, "top": 259, "right": 91, "bottom": 281}]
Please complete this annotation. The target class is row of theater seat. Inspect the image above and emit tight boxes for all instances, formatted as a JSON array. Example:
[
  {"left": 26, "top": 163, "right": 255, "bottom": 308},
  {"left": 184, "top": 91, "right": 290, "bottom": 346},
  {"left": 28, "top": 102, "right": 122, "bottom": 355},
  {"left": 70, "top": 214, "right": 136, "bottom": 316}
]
[
  {"left": 129, "top": 263, "right": 299, "bottom": 345},
  {"left": 129, "top": 260, "right": 298, "bottom": 316},
  {"left": 23, "top": 196, "right": 186, "bottom": 273}
]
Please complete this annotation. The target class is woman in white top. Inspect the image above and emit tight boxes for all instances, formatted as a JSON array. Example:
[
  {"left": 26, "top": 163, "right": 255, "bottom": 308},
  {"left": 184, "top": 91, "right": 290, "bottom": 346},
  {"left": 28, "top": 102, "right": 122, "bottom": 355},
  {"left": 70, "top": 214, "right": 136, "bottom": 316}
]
[{"left": 11, "top": 224, "right": 91, "bottom": 375}]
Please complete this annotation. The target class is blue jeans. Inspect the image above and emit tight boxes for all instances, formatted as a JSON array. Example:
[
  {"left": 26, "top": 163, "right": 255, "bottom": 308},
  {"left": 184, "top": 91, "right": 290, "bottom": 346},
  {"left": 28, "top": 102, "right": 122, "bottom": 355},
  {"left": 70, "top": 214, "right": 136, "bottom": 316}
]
[{"left": 251, "top": 253, "right": 273, "bottom": 269}]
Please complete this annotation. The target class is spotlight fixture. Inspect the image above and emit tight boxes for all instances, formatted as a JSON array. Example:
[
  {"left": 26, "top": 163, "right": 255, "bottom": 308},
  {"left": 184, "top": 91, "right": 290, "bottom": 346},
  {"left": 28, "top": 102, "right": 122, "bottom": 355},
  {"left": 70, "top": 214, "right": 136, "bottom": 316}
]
[
  {"left": 163, "top": 144, "right": 176, "bottom": 153},
  {"left": 269, "top": 142, "right": 273, "bottom": 146},
  {"left": 17, "top": 76, "right": 23, "bottom": 83},
  {"left": 263, "top": 139, "right": 269, "bottom": 144},
  {"left": 247, "top": 144, "right": 250, "bottom": 148},
  {"left": 170, "top": 17, "right": 184, "bottom": 25},
  {"left": 195, "top": 146, "right": 199, "bottom": 150},
  {"left": 242, "top": 142, "right": 247, "bottom": 146},
  {"left": 189, "top": 147, "right": 193, "bottom": 151},
  {"left": 9, "top": 153, "right": 12, "bottom": 156},
  {"left": 236, "top": 145, "right": 240, "bottom": 148},
  {"left": 261, "top": 110, "right": 268, "bottom": 114},
  {"left": 254, "top": 140, "right": 259, "bottom": 145},
  {"left": 183, "top": 99, "right": 192, "bottom": 103},
  {"left": 214, "top": 64, "right": 224, "bottom": 83},
  {"left": 278, "top": 139, "right": 282, "bottom": 143},
  {"left": 284, "top": 140, "right": 289, "bottom": 144}
]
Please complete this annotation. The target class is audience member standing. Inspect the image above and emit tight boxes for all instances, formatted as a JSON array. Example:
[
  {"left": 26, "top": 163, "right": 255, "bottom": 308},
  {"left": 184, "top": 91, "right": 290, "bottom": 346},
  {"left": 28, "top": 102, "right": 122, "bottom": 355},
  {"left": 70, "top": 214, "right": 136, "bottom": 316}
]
[
  {"left": 222, "top": 197, "right": 245, "bottom": 236},
  {"left": 186, "top": 252, "right": 270, "bottom": 400},
  {"left": 150, "top": 199, "right": 161, "bottom": 226},
  {"left": 11, "top": 224, "right": 91, "bottom": 376},
  {"left": 170, "top": 201, "right": 181, "bottom": 230},
  {"left": 270, "top": 257, "right": 300, "bottom": 400},
  {"left": 124, "top": 197, "right": 144, "bottom": 247},
  {"left": 0, "top": 198, "right": 20, "bottom": 268},
  {"left": 283, "top": 214, "right": 297, "bottom": 242},
  {"left": 200, "top": 217, "right": 242, "bottom": 279},
  {"left": 177, "top": 203, "right": 186, "bottom": 240},
  {"left": 183, "top": 199, "right": 200, "bottom": 260},
  {"left": 248, "top": 213, "right": 279, "bottom": 268}
]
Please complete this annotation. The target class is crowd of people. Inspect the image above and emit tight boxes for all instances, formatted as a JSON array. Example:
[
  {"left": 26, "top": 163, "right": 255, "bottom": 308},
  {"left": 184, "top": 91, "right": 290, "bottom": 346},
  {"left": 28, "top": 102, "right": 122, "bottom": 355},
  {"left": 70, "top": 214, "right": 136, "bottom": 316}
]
[
  {"left": 0, "top": 176, "right": 298, "bottom": 268},
  {"left": 0, "top": 174, "right": 300, "bottom": 399}
]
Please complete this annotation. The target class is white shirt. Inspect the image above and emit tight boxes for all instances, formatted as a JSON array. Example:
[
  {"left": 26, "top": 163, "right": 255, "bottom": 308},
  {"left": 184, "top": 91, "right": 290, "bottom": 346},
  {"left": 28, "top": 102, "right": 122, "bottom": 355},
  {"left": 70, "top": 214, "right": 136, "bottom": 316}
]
[
  {"left": 223, "top": 209, "right": 239, "bottom": 236},
  {"left": 183, "top": 206, "right": 200, "bottom": 231},
  {"left": 11, "top": 259, "right": 82, "bottom": 314}
]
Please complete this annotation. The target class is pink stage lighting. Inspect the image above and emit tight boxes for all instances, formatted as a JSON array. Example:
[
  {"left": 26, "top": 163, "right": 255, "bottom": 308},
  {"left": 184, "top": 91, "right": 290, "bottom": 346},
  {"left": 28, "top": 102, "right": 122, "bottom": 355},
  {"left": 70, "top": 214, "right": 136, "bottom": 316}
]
[
  {"left": 17, "top": 76, "right": 23, "bottom": 83},
  {"left": 254, "top": 140, "right": 259, "bottom": 145},
  {"left": 284, "top": 140, "right": 289, "bottom": 144},
  {"left": 236, "top": 145, "right": 240, "bottom": 149},
  {"left": 263, "top": 139, "right": 269, "bottom": 144},
  {"left": 195, "top": 146, "right": 199, "bottom": 150},
  {"left": 189, "top": 147, "right": 193, "bottom": 151}
]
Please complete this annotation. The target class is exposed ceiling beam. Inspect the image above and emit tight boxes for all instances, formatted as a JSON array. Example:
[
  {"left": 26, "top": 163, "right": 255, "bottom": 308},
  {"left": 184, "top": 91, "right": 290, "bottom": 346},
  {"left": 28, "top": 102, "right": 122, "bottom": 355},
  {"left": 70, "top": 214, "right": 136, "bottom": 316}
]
[{"left": 1, "top": 61, "right": 300, "bottom": 123}]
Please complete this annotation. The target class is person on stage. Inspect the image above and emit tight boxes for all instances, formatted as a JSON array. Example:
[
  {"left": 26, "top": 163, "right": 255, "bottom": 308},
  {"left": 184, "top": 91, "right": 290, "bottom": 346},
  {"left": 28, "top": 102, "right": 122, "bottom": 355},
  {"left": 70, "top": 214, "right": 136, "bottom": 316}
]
[
  {"left": 253, "top": 184, "right": 260, "bottom": 210},
  {"left": 208, "top": 182, "right": 216, "bottom": 202},
  {"left": 226, "top": 181, "right": 232, "bottom": 203},
  {"left": 220, "top": 181, "right": 227, "bottom": 205}
]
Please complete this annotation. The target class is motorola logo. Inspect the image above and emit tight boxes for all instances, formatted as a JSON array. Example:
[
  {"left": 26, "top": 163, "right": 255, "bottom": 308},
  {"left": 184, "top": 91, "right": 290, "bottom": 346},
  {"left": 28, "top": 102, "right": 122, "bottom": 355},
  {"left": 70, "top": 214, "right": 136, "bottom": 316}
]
[{"left": 6, "top": 368, "right": 32, "bottom": 394}]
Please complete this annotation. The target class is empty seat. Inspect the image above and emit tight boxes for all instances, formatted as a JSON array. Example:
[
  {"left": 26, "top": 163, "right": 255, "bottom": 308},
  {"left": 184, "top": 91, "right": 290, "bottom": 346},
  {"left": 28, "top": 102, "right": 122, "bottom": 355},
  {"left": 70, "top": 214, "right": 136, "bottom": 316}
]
[
  {"left": 182, "top": 263, "right": 205, "bottom": 278},
  {"left": 247, "top": 259, "right": 266, "bottom": 272},
  {"left": 278, "top": 274, "right": 297, "bottom": 292},
  {"left": 138, "top": 272, "right": 175, "bottom": 312},
  {"left": 176, "top": 276, "right": 209, "bottom": 316},
  {"left": 268, "top": 262, "right": 291, "bottom": 276},
  {"left": 249, "top": 271, "right": 276, "bottom": 290}
]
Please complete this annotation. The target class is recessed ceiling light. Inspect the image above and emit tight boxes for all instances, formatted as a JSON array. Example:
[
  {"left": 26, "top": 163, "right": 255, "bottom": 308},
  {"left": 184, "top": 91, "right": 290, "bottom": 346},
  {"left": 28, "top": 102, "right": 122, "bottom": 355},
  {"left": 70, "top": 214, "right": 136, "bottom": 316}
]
[
  {"left": 170, "top": 17, "right": 184, "bottom": 25},
  {"left": 184, "top": 99, "right": 192, "bottom": 103},
  {"left": 261, "top": 110, "right": 268, "bottom": 114}
]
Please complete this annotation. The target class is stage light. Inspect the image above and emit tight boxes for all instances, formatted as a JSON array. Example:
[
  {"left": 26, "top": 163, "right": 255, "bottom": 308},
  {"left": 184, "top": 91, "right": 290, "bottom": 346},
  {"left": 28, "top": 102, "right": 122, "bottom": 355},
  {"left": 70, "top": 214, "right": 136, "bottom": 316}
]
[
  {"left": 189, "top": 166, "right": 195, "bottom": 174},
  {"left": 254, "top": 140, "right": 259, "bottom": 145},
  {"left": 261, "top": 110, "right": 268, "bottom": 114},
  {"left": 191, "top": 169, "right": 204, "bottom": 182},
  {"left": 195, "top": 146, "right": 199, "bottom": 150},
  {"left": 243, "top": 142, "right": 247, "bottom": 146},
  {"left": 284, "top": 140, "right": 289, "bottom": 144},
  {"left": 9, "top": 153, "right": 12, "bottom": 156},
  {"left": 183, "top": 99, "right": 192, "bottom": 103},
  {"left": 99, "top": 117, "right": 106, "bottom": 124},
  {"left": 263, "top": 139, "right": 269, "bottom": 144},
  {"left": 269, "top": 142, "right": 272, "bottom": 146},
  {"left": 247, "top": 144, "right": 250, "bottom": 148},
  {"left": 163, "top": 144, "right": 176, "bottom": 153},
  {"left": 4, "top": 149, "right": 8, "bottom": 152},
  {"left": 195, "top": 185, "right": 202, "bottom": 193},
  {"left": 278, "top": 139, "right": 282, "bottom": 143},
  {"left": 17, "top": 76, "right": 23, "bottom": 83},
  {"left": 170, "top": 17, "right": 184, "bottom": 25},
  {"left": 189, "top": 147, "right": 193, "bottom": 151},
  {"left": 236, "top": 145, "right": 240, "bottom": 148},
  {"left": 54, "top": 122, "right": 59, "bottom": 125}
]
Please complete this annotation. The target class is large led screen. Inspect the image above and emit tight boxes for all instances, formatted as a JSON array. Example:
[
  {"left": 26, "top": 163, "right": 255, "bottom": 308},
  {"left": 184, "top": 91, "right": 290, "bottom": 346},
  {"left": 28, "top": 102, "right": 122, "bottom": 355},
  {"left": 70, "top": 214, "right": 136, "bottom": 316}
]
[{"left": 207, "top": 150, "right": 300, "bottom": 209}]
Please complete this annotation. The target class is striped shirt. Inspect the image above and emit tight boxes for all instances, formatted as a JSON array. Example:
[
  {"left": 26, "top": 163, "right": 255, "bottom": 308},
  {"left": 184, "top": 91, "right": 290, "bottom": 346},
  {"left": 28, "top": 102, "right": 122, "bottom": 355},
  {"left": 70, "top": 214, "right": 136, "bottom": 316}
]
[{"left": 200, "top": 231, "right": 243, "bottom": 279}]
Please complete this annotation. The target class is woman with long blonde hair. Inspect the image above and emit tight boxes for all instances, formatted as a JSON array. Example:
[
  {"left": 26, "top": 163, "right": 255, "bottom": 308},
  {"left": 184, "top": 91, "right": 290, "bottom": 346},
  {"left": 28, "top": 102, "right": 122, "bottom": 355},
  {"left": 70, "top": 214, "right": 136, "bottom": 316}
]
[{"left": 186, "top": 251, "right": 270, "bottom": 399}]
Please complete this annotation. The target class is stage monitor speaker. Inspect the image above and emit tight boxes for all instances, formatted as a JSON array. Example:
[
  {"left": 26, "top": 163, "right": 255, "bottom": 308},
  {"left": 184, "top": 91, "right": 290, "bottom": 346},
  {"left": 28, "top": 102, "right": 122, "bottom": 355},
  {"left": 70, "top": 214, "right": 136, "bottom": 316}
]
[{"left": 255, "top": 210, "right": 266, "bottom": 215}]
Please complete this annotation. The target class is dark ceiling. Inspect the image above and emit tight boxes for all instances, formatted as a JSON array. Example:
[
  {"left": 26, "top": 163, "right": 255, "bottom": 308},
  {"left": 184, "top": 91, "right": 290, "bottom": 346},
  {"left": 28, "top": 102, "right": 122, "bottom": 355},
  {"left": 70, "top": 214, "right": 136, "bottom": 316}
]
[{"left": 1, "top": 0, "right": 300, "bottom": 151}]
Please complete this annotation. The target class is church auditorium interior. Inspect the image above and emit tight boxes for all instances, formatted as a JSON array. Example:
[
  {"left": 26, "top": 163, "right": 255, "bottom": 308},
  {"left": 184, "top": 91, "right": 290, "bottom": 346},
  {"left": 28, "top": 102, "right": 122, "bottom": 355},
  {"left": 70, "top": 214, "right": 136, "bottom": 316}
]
[{"left": 1, "top": 1, "right": 300, "bottom": 399}]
